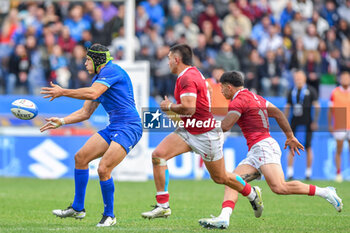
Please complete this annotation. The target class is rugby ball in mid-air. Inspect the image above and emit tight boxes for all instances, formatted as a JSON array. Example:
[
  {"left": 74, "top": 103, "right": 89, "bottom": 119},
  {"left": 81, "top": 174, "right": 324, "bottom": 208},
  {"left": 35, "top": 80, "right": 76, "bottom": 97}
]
[{"left": 11, "top": 99, "right": 38, "bottom": 120}]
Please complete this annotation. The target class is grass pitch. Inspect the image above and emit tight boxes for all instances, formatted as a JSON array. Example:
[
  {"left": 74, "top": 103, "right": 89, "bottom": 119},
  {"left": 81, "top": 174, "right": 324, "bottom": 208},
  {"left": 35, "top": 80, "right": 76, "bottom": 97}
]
[{"left": 0, "top": 178, "right": 349, "bottom": 232}]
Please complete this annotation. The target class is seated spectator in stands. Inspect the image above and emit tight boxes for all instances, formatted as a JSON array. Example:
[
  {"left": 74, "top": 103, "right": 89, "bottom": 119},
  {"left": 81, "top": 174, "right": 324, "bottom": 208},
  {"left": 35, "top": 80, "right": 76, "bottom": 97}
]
[
  {"left": 253, "top": 0, "right": 272, "bottom": 19},
  {"left": 310, "top": 10, "right": 329, "bottom": 37},
  {"left": 79, "top": 29, "right": 92, "bottom": 48},
  {"left": 222, "top": 2, "right": 252, "bottom": 39},
  {"left": 325, "top": 28, "right": 341, "bottom": 52},
  {"left": 64, "top": 4, "right": 91, "bottom": 43},
  {"left": 340, "top": 35, "right": 350, "bottom": 73},
  {"left": 201, "top": 19, "right": 222, "bottom": 50},
  {"left": 251, "top": 14, "right": 271, "bottom": 43},
  {"left": 25, "top": 35, "right": 46, "bottom": 95},
  {"left": 42, "top": 2, "right": 59, "bottom": 26},
  {"left": 215, "top": 41, "right": 240, "bottom": 72},
  {"left": 323, "top": 48, "right": 341, "bottom": 83},
  {"left": 139, "top": 25, "right": 163, "bottom": 58},
  {"left": 290, "top": 11, "right": 308, "bottom": 40},
  {"left": 303, "top": 23, "right": 320, "bottom": 51},
  {"left": 258, "top": 24, "right": 283, "bottom": 56},
  {"left": 90, "top": 7, "right": 112, "bottom": 46},
  {"left": 110, "top": 26, "right": 140, "bottom": 60},
  {"left": 0, "top": 8, "right": 19, "bottom": 59},
  {"left": 260, "top": 50, "right": 288, "bottom": 96},
  {"left": 338, "top": 0, "right": 350, "bottom": 24},
  {"left": 174, "top": 15, "right": 199, "bottom": 48},
  {"left": 181, "top": 0, "right": 204, "bottom": 22},
  {"left": 136, "top": 5, "right": 150, "bottom": 37},
  {"left": 282, "top": 23, "right": 294, "bottom": 53},
  {"left": 232, "top": 35, "right": 253, "bottom": 70},
  {"left": 280, "top": 1, "right": 295, "bottom": 29},
  {"left": 165, "top": 3, "right": 182, "bottom": 30},
  {"left": 58, "top": 26, "right": 76, "bottom": 55},
  {"left": 292, "top": 0, "right": 313, "bottom": 19},
  {"left": 164, "top": 27, "right": 177, "bottom": 47},
  {"left": 49, "top": 44, "right": 70, "bottom": 88},
  {"left": 99, "top": 1, "right": 118, "bottom": 23},
  {"left": 153, "top": 45, "right": 174, "bottom": 98},
  {"left": 242, "top": 49, "right": 262, "bottom": 93},
  {"left": 68, "top": 45, "right": 90, "bottom": 89},
  {"left": 7, "top": 44, "right": 31, "bottom": 94},
  {"left": 320, "top": 0, "right": 340, "bottom": 27},
  {"left": 105, "top": 4, "right": 124, "bottom": 41},
  {"left": 198, "top": 4, "right": 223, "bottom": 39},
  {"left": 289, "top": 37, "right": 306, "bottom": 70},
  {"left": 337, "top": 19, "right": 350, "bottom": 42},
  {"left": 140, "top": 0, "right": 165, "bottom": 33},
  {"left": 193, "top": 33, "right": 216, "bottom": 77},
  {"left": 303, "top": 50, "right": 321, "bottom": 95}
]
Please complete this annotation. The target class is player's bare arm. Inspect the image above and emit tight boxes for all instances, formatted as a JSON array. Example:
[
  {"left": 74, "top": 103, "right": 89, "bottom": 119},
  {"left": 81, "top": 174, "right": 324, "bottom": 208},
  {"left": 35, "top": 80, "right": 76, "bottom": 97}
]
[
  {"left": 267, "top": 102, "right": 304, "bottom": 156},
  {"left": 311, "top": 100, "right": 320, "bottom": 131},
  {"left": 41, "top": 82, "right": 108, "bottom": 101},
  {"left": 160, "top": 95, "right": 196, "bottom": 116},
  {"left": 221, "top": 112, "right": 240, "bottom": 132},
  {"left": 40, "top": 100, "right": 99, "bottom": 132}
]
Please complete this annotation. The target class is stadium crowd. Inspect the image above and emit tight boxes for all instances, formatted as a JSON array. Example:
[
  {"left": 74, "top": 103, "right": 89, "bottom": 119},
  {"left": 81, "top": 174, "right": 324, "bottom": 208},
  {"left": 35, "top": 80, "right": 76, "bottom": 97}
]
[{"left": 0, "top": 0, "right": 349, "bottom": 99}]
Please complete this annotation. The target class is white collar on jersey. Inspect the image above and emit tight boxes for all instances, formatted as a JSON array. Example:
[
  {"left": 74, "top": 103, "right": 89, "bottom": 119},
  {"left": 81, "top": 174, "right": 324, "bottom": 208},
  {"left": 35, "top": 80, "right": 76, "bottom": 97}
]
[
  {"left": 177, "top": 66, "right": 192, "bottom": 79},
  {"left": 340, "top": 86, "right": 350, "bottom": 92},
  {"left": 232, "top": 88, "right": 247, "bottom": 100}
]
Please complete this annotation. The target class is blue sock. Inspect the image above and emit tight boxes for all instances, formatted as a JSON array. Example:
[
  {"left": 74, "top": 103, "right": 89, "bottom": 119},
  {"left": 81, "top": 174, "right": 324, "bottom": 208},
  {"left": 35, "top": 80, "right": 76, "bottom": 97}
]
[
  {"left": 72, "top": 168, "right": 89, "bottom": 211},
  {"left": 100, "top": 178, "right": 115, "bottom": 218}
]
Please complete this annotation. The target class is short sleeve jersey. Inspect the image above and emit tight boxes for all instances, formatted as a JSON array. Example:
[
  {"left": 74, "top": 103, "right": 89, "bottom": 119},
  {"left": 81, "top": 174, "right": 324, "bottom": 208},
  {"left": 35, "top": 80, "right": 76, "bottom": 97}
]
[
  {"left": 329, "top": 86, "right": 350, "bottom": 130},
  {"left": 92, "top": 61, "right": 141, "bottom": 127},
  {"left": 228, "top": 89, "right": 271, "bottom": 150},
  {"left": 174, "top": 67, "right": 215, "bottom": 134}
]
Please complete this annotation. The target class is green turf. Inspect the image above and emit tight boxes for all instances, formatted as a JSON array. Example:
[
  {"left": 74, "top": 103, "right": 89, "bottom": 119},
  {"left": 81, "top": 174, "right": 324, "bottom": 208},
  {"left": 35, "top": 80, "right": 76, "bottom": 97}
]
[{"left": 0, "top": 178, "right": 349, "bottom": 232}]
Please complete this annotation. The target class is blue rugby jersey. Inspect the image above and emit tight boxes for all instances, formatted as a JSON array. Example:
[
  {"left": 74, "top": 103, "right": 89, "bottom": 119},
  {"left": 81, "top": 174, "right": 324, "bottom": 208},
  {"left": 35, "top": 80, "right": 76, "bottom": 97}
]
[{"left": 91, "top": 61, "right": 141, "bottom": 127}]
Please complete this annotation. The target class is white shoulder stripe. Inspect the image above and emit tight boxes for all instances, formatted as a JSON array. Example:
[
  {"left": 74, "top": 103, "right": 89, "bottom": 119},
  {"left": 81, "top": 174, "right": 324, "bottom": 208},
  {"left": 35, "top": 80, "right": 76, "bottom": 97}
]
[
  {"left": 228, "top": 110, "right": 241, "bottom": 117},
  {"left": 180, "top": 93, "right": 197, "bottom": 98}
]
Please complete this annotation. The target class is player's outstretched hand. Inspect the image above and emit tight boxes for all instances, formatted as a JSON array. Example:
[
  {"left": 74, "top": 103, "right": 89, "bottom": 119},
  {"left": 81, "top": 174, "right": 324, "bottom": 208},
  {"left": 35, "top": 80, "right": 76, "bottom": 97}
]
[
  {"left": 160, "top": 96, "right": 172, "bottom": 112},
  {"left": 40, "top": 117, "right": 62, "bottom": 132},
  {"left": 40, "top": 82, "right": 63, "bottom": 101},
  {"left": 284, "top": 136, "right": 304, "bottom": 156}
]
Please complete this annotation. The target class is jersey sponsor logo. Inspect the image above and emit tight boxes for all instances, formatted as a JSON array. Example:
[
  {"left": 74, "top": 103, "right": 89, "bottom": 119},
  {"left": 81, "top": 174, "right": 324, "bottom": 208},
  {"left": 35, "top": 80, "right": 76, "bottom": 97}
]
[{"left": 28, "top": 139, "right": 68, "bottom": 179}]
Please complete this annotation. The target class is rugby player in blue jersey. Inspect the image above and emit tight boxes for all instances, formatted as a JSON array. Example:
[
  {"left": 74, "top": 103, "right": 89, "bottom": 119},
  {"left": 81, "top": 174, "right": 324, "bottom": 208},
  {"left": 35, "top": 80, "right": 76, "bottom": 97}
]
[{"left": 40, "top": 44, "right": 142, "bottom": 227}]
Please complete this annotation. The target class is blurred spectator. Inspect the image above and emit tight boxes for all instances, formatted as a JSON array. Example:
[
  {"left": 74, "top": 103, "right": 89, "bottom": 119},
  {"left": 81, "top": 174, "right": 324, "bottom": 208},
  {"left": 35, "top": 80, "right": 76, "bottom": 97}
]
[
  {"left": 42, "top": 3, "right": 59, "bottom": 26},
  {"left": 64, "top": 4, "right": 91, "bottom": 42},
  {"left": 201, "top": 19, "right": 222, "bottom": 50},
  {"left": 282, "top": 23, "right": 294, "bottom": 52},
  {"left": 325, "top": 28, "right": 341, "bottom": 52},
  {"left": 242, "top": 49, "right": 261, "bottom": 93},
  {"left": 140, "top": 0, "right": 164, "bottom": 33},
  {"left": 90, "top": 7, "right": 111, "bottom": 45},
  {"left": 164, "top": 27, "right": 177, "bottom": 46},
  {"left": 310, "top": 10, "right": 329, "bottom": 37},
  {"left": 289, "top": 37, "right": 306, "bottom": 70},
  {"left": 106, "top": 4, "right": 124, "bottom": 40},
  {"left": 68, "top": 45, "right": 90, "bottom": 89},
  {"left": 338, "top": 0, "right": 350, "bottom": 24},
  {"left": 136, "top": 5, "right": 150, "bottom": 37},
  {"left": 198, "top": 4, "right": 223, "bottom": 39},
  {"left": 0, "top": 8, "right": 20, "bottom": 57},
  {"left": 7, "top": 44, "right": 31, "bottom": 94},
  {"left": 337, "top": 19, "right": 350, "bottom": 42},
  {"left": 110, "top": 26, "right": 140, "bottom": 60},
  {"left": 290, "top": 11, "right": 308, "bottom": 40},
  {"left": 79, "top": 29, "right": 93, "bottom": 48},
  {"left": 258, "top": 25, "right": 283, "bottom": 56},
  {"left": 49, "top": 44, "right": 70, "bottom": 88},
  {"left": 320, "top": 0, "right": 340, "bottom": 27},
  {"left": 292, "top": 0, "right": 313, "bottom": 19},
  {"left": 174, "top": 15, "right": 199, "bottom": 48},
  {"left": 303, "top": 50, "right": 321, "bottom": 95},
  {"left": 193, "top": 33, "right": 215, "bottom": 77},
  {"left": 324, "top": 48, "right": 341, "bottom": 83},
  {"left": 58, "top": 26, "right": 76, "bottom": 55},
  {"left": 251, "top": 14, "right": 271, "bottom": 43},
  {"left": 215, "top": 42, "right": 240, "bottom": 72},
  {"left": 302, "top": 23, "right": 319, "bottom": 50},
  {"left": 280, "top": 1, "right": 295, "bottom": 29},
  {"left": 222, "top": 2, "right": 252, "bottom": 39},
  {"left": 340, "top": 36, "right": 350, "bottom": 72},
  {"left": 99, "top": 1, "right": 118, "bottom": 23},
  {"left": 260, "top": 50, "right": 288, "bottom": 96},
  {"left": 165, "top": 3, "right": 182, "bottom": 29},
  {"left": 181, "top": 0, "right": 204, "bottom": 22},
  {"left": 232, "top": 36, "right": 252, "bottom": 69},
  {"left": 140, "top": 26, "right": 163, "bottom": 57}
]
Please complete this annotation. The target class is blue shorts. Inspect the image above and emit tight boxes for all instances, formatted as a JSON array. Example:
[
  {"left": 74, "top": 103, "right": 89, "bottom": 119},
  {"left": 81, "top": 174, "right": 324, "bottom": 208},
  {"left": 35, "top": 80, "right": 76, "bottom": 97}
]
[{"left": 98, "top": 123, "right": 143, "bottom": 154}]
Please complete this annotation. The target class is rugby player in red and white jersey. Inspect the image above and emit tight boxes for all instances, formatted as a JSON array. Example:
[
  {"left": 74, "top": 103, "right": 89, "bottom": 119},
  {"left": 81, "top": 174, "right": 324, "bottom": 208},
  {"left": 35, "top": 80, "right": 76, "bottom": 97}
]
[
  {"left": 142, "top": 44, "right": 263, "bottom": 220},
  {"left": 199, "top": 71, "right": 343, "bottom": 229}
]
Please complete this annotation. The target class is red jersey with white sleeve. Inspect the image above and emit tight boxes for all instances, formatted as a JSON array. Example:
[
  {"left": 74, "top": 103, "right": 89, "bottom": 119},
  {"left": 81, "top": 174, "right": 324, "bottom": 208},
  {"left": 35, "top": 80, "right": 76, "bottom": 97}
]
[
  {"left": 174, "top": 66, "right": 215, "bottom": 134},
  {"left": 228, "top": 89, "right": 271, "bottom": 150}
]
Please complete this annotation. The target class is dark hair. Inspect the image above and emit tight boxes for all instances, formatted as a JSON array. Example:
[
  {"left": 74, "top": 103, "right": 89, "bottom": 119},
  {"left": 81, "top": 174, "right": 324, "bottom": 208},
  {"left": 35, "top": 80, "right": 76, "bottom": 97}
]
[
  {"left": 220, "top": 71, "right": 244, "bottom": 87},
  {"left": 169, "top": 44, "right": 193, "bottom": 66}
]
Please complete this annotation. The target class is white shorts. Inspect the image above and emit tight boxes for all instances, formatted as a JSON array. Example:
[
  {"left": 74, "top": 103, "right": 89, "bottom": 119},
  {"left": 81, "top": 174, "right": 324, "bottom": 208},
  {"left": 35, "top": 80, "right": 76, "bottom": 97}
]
[
  {"left": 238, "top": 137, "right": 281, "bottom": 174},
  {"left": 333, "top": 130, "right": 350, "bottom": 141},
  {"left": 175, "top": 127, "right": 224, "bottom": 162}
]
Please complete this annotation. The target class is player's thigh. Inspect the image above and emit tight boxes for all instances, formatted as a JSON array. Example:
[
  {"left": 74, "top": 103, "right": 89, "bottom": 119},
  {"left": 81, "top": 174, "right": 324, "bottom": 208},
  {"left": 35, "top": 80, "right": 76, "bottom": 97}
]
[
  {"left": 153, "top": 132, "right": 191, "bottom": 160},
  {"left": 76, "top": 133, "right": 109, "bottom": 162},
  {"left": 234, "top": 164, "right": 260, "bottom": 182},
  {"left": 99, "top": 141, "right": 128, "bottom": 171},
  {"left": 260, "top": 163, "right": 285, "bottom": 188}
]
